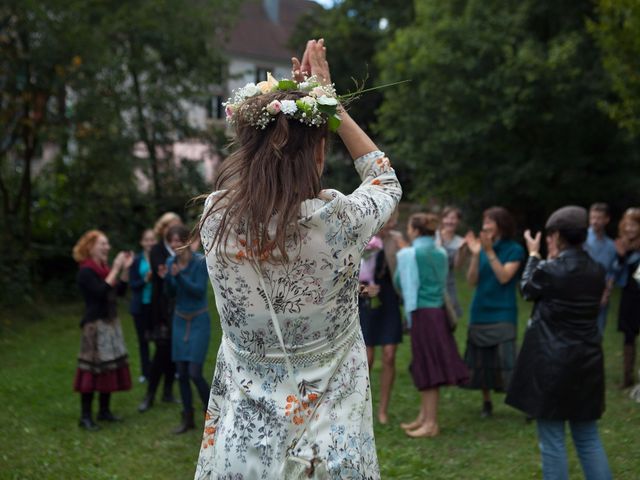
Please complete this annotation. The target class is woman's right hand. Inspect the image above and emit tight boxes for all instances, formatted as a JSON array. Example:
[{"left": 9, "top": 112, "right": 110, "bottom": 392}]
[
  {"left": 615, "top": 237, "right": 629, "bottom": 257},
  {"left": 305, "top": 39, "right": 331, "bottom": 85},
  {"left": 465, "top": 231, "right": 481, "bottom": 256}
]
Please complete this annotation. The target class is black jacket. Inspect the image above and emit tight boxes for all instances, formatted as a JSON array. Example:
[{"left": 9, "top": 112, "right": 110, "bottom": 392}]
[
  {"left": 77, "top": 267, "right": 127, "bottom": 327},
  {"left": 149, "top": 242, "right": 174, "bottom": 335},
  {"left": 505, "top": 248, "right": 606, "bottom": 421}
]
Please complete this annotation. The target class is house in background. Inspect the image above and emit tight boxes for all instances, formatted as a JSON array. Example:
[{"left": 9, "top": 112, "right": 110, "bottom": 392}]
[{"left": 172, "top": 0, "right": 318, "bottom": 184}]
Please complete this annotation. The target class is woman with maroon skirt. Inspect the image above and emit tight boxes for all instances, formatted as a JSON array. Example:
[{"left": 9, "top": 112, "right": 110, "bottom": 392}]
[
  {"left": 72, "top": 230, "right": 133, "bottom": 431},
  {"left": 395, "top": 213, "right": 469, "bottom": 437}
]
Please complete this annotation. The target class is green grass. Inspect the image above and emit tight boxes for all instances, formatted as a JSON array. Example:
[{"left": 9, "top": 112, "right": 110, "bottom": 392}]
[{"left": 1, "top": 279, "right": 639, "bottom": 479}]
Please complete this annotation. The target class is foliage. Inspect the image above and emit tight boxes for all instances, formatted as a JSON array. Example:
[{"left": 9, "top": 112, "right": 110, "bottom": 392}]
[
  {"left": 291, "top": 0, "right": 414, "bottom": 132},
  {"left": 0, "top": 0, "right": 237, "bottom": 303},
  {"left": 1, "top": 281, "right": 639, "bottom": 478},
  {"left": 589, "top": 0, "right": 640, "bottom": 138},
  {"left": 376, "top": 0, "right": 640, "bottom": 227}
]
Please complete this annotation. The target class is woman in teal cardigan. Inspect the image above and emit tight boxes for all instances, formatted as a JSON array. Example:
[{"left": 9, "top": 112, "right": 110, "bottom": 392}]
[{"left": 395, "top": 213, "right": 468, "bottom": 437}]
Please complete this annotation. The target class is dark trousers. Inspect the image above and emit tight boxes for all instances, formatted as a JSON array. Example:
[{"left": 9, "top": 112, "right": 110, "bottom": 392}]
[
  {"left": 147, "top": 342, "right": 175, "bottom": 399},
  {"left": 132, "top": 304, "right": 152, "bottom": 378},
  {"left": 176, "top": 361, "right": 210, "bottom": 413}
]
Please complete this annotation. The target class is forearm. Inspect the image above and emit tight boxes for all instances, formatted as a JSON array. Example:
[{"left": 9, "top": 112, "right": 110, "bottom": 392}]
[
  {"left": 105, "top": 268, "right": 120, "bottom": 287},
  {"left": 467, "top": 254, "right": 479, "bottom": 286},
  {"left": 337, "top": 110, "right": 378, "bottom": 160}
]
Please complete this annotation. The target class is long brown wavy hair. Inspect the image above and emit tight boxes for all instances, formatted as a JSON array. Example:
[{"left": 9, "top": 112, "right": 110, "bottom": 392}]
[{"left": 198, "top": 90, "right": 329, "bottom": 263}]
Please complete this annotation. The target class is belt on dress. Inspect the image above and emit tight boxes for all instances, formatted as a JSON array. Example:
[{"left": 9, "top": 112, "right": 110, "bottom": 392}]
[
  {"left": 175, "top": 306, "right": 208, "bottom": 342},
  {"left": 222, "top": 321, "right": 360, "bottom": 367}
]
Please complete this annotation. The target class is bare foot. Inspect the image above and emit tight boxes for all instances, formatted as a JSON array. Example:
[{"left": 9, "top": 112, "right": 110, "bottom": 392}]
[
  {"left": 400, "top": 417, "right": 424, "bottom": 430},
  {"left": 378, "top": 411, "right": 389, "bottom": 425},
  {"left": 405, "top": 423, "right": 439, "bottom": 438}
]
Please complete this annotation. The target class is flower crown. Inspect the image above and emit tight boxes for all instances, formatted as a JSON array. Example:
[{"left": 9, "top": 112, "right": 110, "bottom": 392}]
[{"left": 224, "top": 73, "right": 341, "bottom": 132}]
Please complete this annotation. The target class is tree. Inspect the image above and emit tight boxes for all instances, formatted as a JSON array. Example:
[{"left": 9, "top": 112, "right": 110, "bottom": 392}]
[
  {"left": 589, "top": 0, "right": 640, "bottom": 138},
  {"left": 377, "top": 0, "right": 640, "bottom": 227}
]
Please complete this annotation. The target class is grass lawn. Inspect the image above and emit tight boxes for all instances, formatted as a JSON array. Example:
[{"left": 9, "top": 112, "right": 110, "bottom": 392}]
[{"left": 1, "top": 278, "right": 639, "bottom": 479}]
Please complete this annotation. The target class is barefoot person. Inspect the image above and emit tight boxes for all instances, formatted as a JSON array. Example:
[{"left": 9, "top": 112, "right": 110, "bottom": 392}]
[
  {"left": 194, "top": 39, "right": 401, "bottom": 478},
  {"left": 506, "top": 206, "right": 612, "bottom": 480},
  {"left": 395, "top": 213, "right": 468, "bottom": 438},
  {"left": 359, "top": 213, "right": 404, "bottom": 425},
  {"left": 72, "top": 230, "right": 133, "bottom": 430}
]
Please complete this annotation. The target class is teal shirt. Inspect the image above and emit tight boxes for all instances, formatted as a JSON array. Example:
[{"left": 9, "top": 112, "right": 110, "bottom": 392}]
[
  {"left": 470, "top": 239, "right": 525, "bottom": 324},
  {"left": 415, "top": 236, "right": 448, "bottom": 308},
  {"left": 139, "top": 256, "right": 152, "bottom": 305},
  {"left": 395, "top": 236, "right": 448, "bottom": 317}
]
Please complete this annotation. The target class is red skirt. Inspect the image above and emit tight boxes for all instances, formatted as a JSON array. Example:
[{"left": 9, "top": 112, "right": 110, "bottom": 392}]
[{"left": 73, "top": 366, "right": 132, "bottom": 393}]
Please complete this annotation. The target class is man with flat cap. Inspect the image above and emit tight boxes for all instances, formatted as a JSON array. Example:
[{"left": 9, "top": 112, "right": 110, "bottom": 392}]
[{"left": 506, "top": 206, "right": 612, "bottom": 480}]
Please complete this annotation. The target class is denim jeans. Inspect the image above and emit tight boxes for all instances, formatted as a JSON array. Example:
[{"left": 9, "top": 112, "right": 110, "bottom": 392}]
[
  {"left": 596, "top": 305, "right": 608, "bottom": 337},
  {"left": 537, "top": 420, "right": 612, "bottom": 480},
  {"left": 176, "top": 361, "right": 210, "bottom": 413}
]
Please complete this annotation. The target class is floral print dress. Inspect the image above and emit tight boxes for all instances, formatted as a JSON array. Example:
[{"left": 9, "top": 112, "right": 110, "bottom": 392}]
[{"left": 195, "top": 151, "right": 401, "bottom": 479}]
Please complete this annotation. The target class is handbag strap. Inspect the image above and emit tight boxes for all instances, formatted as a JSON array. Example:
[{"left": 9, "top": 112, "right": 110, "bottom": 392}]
[{"left": 252, "top": 261, "right": 324, "bottom": 474}]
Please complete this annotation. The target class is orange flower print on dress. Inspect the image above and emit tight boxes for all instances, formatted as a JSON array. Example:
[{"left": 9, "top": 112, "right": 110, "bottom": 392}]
[{"left": 371, "top": 179, "right": 381, "bottom": 186}]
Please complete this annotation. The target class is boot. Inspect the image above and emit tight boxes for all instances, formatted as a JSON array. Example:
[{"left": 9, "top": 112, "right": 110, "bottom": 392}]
[
  {"left": 173, "top": 410, "right": 195, "bottom": 434},
  {"left": 97, "top": 393, "right": 122, "bottom": 421},
  {"left": 78, "top": 416, "right": 101, "bottom": 431},
  {"left": 622, "top": 344, "right": 635, "bottom": 389},
  {"left": 138, "top": 395, "right": 154, "bottom": 413},
  {"left": 79, "top": 392, "right": 100, "bottom": 431},
  {"left": 481, "top": 401, "right": 493, "bottom": 418}
]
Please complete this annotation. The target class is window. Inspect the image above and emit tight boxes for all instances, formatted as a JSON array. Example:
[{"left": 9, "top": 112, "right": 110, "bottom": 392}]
[
  {"left": 255, "top": 67, "right": 273, "bottom": 84},
  {"left": 207, "top": 96, "right": 225, "bottom": 120}
]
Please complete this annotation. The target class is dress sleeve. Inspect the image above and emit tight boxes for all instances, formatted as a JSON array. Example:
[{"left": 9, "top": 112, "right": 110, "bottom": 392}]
[
  {"left": 320, "top": 151, "right": 402, "bottom": 251},
  {"left": 129, "top": 256, "right": 145, "bottom": 291},
  {"left": 164, "top": 257, "right": 177, "bottom": 296},
  {"left": 505, "top": 242, "right": 525, "bottom": 263}
]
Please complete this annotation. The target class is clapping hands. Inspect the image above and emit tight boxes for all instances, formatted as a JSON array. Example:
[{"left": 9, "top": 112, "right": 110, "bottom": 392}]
[{"left": 523, "top": 230, "right": 541, "bottom": 255}]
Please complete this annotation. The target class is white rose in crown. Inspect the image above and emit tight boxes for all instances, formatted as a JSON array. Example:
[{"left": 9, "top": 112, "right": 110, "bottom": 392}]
[
  {"left": 280, "top": 100, "right": 298, "bottom": 114},
  {"left": 242, "top": 83, "right": 260, "bottom": 98},
  {"left": 318, "top": 95, "right": 338, "bottom": 106},
  {"left": 310, "top": 86, "right": 326, "bottom": 98}
]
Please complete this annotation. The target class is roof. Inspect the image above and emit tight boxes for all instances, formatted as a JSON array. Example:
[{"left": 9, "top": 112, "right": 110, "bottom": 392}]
[{"left": 225, "top": 0, "right": 320, "bottom": 63}]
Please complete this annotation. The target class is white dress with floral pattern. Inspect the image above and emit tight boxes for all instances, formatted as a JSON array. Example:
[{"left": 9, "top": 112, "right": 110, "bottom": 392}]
[{"left": 195, "top": 151, "right": 401, "bottom": 479}]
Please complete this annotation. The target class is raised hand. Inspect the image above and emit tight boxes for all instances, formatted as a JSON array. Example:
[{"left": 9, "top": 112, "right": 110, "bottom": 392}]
[
  {"left": 170, "top": 262, "right": 180, "bottom": 277},
  {"left": 307, "top": 38, "right": 331, "bottom": 85},
  {"left": 523, "top": 230, "right": 541, "bottom": 255},
  {"left": 157, "top": 264, "right": 168, "bottom": 279},
  {"left": 615, "top": 237, "right": 629, "bottom": 257},
  {"left": 121, "top": 251, "right": 134, "bottom": 269},
  {"left": 479, "top": 230, "right": 493, "bottom": 252},
  {"left": 465, "top": 231, "right": 481, "bottom": 255}
]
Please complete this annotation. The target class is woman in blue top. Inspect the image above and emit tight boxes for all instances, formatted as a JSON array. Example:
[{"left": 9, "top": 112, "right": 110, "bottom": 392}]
[
  {"left": 165, "top": 224, "right": 211, "bottom": 434},
  {"left": 396, "top": 213, "right": 469, "bottom": 437},
  {"left": 464, "top": 207, "right": 524, "bottom": 418},
  {"left": 129, "top": 229, "right": 157, "bottom": 383}
]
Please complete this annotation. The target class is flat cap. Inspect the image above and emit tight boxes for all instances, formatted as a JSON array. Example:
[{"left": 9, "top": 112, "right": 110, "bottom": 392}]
[{"left": 545, "top": 206, "right": 588, "bottom": 231}]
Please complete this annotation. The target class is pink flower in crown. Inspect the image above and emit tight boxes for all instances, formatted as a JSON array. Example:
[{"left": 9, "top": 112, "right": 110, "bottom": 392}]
[
  {"left": 266, "top": 100, "right": 282, "bottom": 115},
  {"left": 225, "top": 104, "right": 235, "bottom": 120}
]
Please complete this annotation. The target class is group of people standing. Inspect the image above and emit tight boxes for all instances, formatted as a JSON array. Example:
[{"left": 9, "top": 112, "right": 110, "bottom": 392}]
[
  {"left": 359, "top": 203, "right": 640, "bottom": 479},
  {"left": 71, "top": 212, "right": 211, "bottom": 434}
]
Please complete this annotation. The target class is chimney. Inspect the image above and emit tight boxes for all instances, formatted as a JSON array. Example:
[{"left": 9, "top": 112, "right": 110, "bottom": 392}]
[{"left": 264, "top": 0, "right": 279, "bottom": 24}]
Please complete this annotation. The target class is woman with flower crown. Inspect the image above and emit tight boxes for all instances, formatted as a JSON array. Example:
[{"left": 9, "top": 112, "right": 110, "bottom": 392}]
[{"left": 194, "top": 39, "right": 401, "bottom": 479}]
